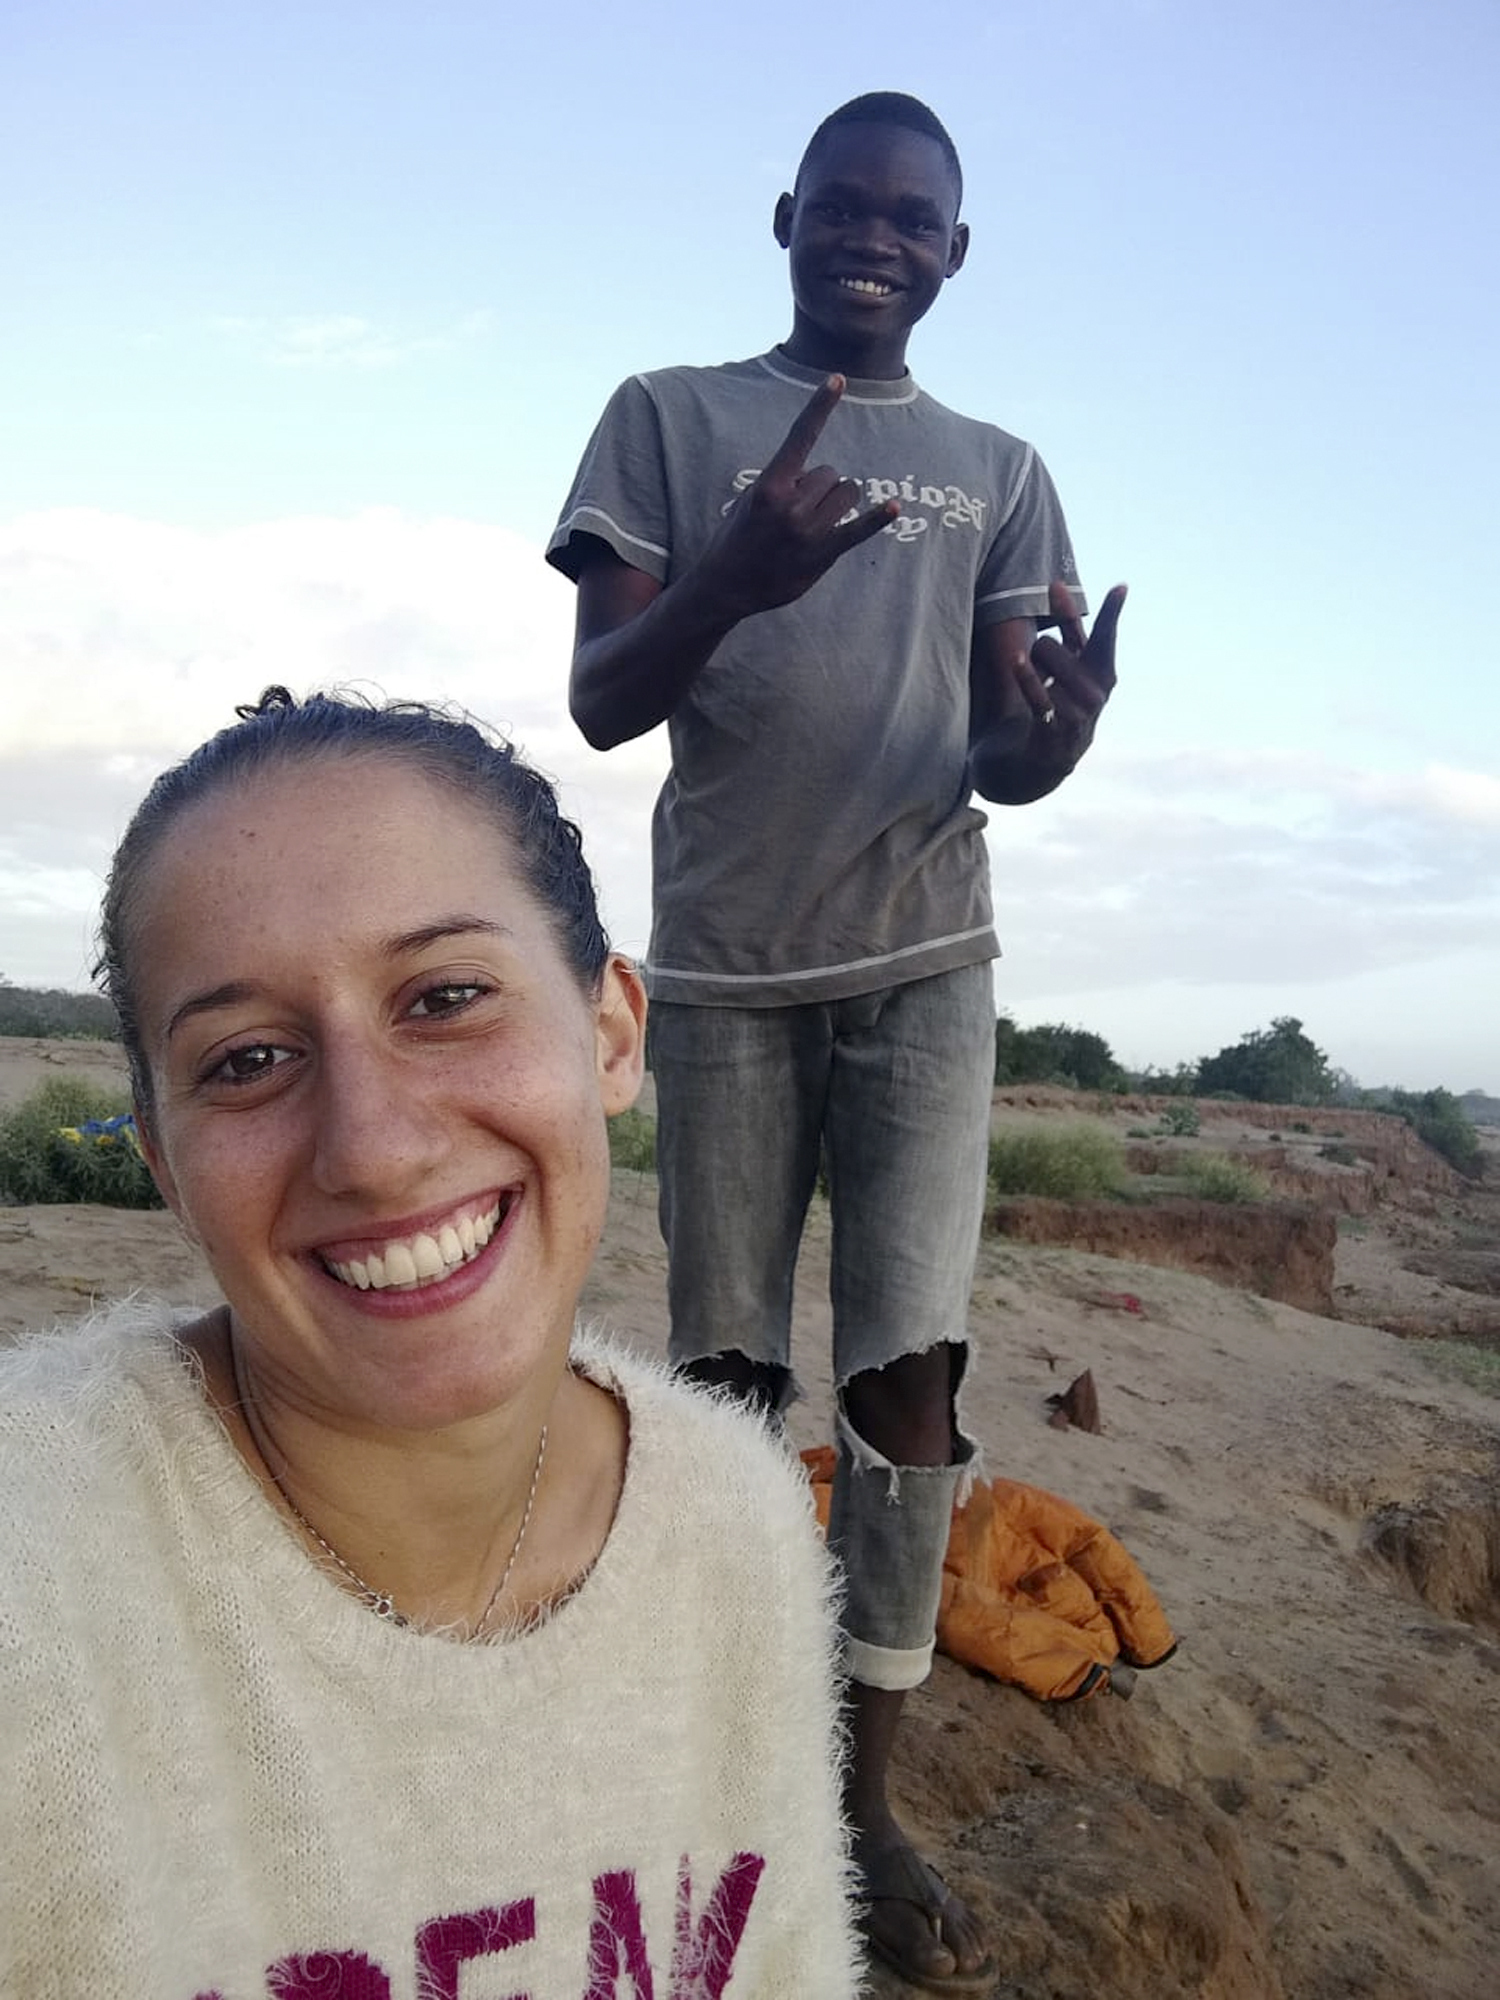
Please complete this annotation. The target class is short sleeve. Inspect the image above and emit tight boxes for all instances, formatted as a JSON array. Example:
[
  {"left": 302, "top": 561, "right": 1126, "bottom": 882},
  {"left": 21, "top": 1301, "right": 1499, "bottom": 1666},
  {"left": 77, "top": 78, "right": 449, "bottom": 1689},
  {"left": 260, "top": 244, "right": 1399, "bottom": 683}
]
[
  {"left": 546, "top": 374, "right": 674, "bottom": 585},
  {"left": 973, "top": 444, "right": 1087, "bottom": 629}
]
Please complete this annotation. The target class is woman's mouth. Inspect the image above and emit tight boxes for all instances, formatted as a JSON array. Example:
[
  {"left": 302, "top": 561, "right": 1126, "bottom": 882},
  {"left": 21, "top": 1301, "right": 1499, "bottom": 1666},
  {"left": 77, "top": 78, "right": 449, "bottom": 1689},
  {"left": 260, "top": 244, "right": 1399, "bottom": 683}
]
[{"left": 318, "top": 1195, "right": 513, "bottom": 1293}]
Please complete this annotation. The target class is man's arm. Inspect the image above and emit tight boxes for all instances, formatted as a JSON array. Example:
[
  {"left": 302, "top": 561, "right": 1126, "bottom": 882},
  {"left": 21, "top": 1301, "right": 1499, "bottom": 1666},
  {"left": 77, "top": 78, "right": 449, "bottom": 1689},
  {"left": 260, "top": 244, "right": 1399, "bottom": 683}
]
[
  {"left": 968, "top": 580, "right": 1127, "bottom": 804},
  {"left": 568, "top": 376, "right": 895, "bottom": 751}
]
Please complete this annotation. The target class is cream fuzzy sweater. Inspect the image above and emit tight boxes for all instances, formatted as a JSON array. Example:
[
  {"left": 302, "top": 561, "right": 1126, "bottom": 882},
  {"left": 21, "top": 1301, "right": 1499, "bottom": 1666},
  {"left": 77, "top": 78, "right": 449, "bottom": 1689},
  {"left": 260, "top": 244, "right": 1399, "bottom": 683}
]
[{"left": 0, "top": 1303, "right": 858, "bottom": 1999}]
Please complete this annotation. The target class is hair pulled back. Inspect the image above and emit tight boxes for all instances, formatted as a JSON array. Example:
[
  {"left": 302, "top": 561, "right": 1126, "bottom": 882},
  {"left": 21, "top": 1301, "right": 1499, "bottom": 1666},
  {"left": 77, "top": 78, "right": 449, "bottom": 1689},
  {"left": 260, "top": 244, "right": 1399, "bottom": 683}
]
[{"left": 96, "top": 686, "right": 610, "bottom": 1127}]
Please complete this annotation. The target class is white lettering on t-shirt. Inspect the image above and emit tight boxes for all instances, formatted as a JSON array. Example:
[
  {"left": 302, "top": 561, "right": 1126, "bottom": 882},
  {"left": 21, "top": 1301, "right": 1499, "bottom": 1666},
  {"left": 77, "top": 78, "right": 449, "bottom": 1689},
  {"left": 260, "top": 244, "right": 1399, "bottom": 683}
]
[{"left": 726, "top": 468, "right": 986, "bottom": 534}]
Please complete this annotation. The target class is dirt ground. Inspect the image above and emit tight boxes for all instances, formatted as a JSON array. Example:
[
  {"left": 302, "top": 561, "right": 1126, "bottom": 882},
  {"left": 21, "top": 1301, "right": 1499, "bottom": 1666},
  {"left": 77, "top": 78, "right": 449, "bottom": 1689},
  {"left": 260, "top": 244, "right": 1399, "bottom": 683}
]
[{"left": 4, "top": 1039, "right": 1499, "bottom": 1998}]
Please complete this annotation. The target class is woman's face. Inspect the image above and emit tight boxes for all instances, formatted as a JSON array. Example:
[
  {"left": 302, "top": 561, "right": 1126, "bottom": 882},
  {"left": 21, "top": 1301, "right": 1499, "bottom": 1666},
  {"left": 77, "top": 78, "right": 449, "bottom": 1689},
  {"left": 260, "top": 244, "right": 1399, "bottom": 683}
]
[{"left": 130, "top": 753, "right": 645, "bottom": 1432}]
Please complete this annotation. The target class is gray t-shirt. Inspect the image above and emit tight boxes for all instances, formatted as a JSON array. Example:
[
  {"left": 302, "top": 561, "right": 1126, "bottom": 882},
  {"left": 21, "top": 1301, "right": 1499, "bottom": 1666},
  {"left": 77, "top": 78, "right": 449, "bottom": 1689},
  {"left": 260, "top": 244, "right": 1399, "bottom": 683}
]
[{"left": 548, "top": 349, "right": 1085, "bottom": 1007}]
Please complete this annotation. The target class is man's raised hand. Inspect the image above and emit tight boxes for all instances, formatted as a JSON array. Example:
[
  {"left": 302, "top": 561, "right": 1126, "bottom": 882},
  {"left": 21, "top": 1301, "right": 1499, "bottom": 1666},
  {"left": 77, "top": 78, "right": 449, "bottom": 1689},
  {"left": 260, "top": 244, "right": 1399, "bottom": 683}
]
[
  {"left": 1021, "top": 580, "right": 1127, "bottom": 760},
  {"left": 701, "top": 376, "right": 898, "bottom": 620}
]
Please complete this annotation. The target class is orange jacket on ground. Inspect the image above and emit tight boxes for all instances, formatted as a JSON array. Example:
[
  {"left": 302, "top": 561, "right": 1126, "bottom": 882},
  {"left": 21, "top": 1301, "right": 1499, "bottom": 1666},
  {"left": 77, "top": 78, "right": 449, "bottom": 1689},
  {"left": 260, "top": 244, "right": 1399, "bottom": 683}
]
[{"left": 802, "top": 1448, "right": 1176, "bottom": 1703}]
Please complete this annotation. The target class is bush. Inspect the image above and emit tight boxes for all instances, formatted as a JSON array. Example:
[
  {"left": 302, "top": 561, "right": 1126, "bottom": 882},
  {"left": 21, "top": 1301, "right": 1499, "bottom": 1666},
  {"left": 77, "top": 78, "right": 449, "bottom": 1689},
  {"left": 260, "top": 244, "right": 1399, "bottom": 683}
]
[
  {"left": 1415, "top": 1338, "right": 1500, "bottom": 1400},
  {"left": 1389, "top": 1089, "right": 1484, "bottom": 1180},
  {"left": 0, "top": 1077, "right": 162, "bottom": 1208},
  {"left": 1156, "top": 1102, "right": 1201, "bottom": 1137},
  {"left": 1195, "top": 1016, "right": 1335, "bottom": 1106},
  {"left": 1180, "top": 1153, "right": 1269, "bottom": 1204},
  {"left": 994, "top": 1016, "right": 1123, "bottom": 1091},
  {"left": 607, "top": 1107, "right": 657, "bottom": 1175},
  {"left": 1319, "top": 1142, "right": 1360, "bottom": 1167},
  {"left": 988, "top": 1124, "right": 1127, "bottom": 1201}
]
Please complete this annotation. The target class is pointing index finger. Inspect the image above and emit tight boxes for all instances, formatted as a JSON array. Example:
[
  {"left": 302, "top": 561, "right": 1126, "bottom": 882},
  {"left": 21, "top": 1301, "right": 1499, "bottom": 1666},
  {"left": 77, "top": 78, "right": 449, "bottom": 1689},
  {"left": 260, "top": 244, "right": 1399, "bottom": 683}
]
[{"left": 763, "top": 375, "right": 845, "bottom": 479}]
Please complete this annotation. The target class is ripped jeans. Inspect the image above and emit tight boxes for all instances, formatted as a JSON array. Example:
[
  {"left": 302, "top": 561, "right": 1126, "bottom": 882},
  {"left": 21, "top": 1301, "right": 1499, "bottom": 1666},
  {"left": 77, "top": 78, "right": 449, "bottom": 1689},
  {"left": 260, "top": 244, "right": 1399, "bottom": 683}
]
[{"left": 652, "top": 962, "right": 994, "bottom": 1691}]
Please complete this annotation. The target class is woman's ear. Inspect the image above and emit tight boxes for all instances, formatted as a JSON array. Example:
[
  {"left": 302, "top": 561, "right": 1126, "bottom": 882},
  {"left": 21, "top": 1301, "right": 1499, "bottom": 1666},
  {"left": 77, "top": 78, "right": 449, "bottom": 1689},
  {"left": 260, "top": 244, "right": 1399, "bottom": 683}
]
[{"left": 594, "top": 954, "right": 648, "bottom": 1115}]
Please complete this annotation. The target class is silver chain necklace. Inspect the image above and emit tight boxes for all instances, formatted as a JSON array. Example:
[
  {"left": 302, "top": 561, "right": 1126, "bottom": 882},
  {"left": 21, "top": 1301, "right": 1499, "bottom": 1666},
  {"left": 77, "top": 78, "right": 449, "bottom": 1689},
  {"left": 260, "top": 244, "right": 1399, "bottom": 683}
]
[{"left": 229, "top": 1340, "right": 548, "bottom": 1641}]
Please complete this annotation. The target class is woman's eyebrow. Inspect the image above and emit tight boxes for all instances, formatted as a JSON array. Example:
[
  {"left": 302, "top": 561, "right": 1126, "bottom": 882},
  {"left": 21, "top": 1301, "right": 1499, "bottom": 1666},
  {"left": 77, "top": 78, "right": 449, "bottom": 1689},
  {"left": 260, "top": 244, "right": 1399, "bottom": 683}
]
[
  {"left": 381, "top": 915, "right": 512, "bottom": 957},
  {"left": 165, "top": 981, "right": 262, "bottom": 1043},
  {"left": 163, "top": 920, "right": 512, "bottom": 1043}
]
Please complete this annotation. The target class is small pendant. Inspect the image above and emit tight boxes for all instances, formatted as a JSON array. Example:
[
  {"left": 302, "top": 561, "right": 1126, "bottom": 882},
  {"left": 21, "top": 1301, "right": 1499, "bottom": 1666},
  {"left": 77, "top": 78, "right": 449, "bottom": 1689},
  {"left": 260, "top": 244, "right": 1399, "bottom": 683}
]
[{"left": 367, "top": 1591, "right": 400, "bottom": 1620}]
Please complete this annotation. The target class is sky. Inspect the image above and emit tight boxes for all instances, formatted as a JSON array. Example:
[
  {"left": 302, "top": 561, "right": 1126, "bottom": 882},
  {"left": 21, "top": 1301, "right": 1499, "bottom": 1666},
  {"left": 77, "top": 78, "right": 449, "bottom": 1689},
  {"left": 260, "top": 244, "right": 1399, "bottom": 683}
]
[{"left": 2, "top": 0, "right": 1497, "bottom": 1090}]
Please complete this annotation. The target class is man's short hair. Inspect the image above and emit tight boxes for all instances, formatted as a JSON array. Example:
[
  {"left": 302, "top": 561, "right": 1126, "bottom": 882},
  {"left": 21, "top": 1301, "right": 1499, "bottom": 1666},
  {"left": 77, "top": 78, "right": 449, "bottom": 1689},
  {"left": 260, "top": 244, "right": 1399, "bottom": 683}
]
[{"left": 796, "top": 93, "right": 963, "bottom": 210}]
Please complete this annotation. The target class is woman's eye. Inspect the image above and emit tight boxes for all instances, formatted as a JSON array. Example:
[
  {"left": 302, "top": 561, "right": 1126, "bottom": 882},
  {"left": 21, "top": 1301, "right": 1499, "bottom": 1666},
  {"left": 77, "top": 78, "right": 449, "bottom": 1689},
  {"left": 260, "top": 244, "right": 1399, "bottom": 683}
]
[
  {"left": 409, "top": 981, "right": 486, "bottom": 1019},
  {"left": 208, "top": 1043, "right": 291, "bottom": 1086}
]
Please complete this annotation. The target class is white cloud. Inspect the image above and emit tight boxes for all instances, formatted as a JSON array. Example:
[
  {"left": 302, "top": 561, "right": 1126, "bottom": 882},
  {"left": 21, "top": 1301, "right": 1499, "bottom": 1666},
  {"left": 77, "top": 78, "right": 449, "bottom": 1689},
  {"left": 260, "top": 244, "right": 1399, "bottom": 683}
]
[
  {"left": 206, "top": 310, "right": 494, "bottom": 370},
  {"left": 0, "top": 508, "right": 668, "bottom": 982},
  {"left": 1, "top": 506, "right": 1494, "bottom": 1088}
]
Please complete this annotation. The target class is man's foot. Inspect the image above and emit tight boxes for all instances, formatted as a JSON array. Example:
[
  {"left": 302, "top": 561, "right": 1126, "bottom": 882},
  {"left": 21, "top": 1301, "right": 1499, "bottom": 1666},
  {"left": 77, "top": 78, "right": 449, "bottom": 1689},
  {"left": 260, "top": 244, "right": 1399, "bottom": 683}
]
[{"left": 853, "top": 1834, "right": 995, "bottom": 1994}]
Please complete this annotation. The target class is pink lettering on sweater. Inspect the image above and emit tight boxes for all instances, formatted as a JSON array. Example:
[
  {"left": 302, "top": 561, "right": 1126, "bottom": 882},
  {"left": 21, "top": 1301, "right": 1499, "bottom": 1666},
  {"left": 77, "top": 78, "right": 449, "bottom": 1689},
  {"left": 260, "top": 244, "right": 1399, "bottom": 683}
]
[
  {"left": 581, "top": 1854, "right": 765, "bottom": 2000},
  {"left": 266, "top": 1948, "right": 393, "bottom": 1996},
  {"left": 417, "top": 1900, "right": 535, "bottom": 1998},
  {"left": 188, "top": 1851, "right": 765, "bottom": 1999},
  {"left": 671, "top": 1853, "right": 764, "bottom": 2000},
  {"left": 583, "top": 1871, "right": 656, "bottom": 1999}
]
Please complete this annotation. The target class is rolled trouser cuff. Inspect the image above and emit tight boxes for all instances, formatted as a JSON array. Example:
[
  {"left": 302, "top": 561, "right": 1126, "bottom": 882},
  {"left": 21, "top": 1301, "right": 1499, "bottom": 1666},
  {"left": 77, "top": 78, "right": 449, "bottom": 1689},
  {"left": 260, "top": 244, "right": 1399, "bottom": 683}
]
[{"left": 843, "top": 1633, "right": 936, "bottom": 1692}]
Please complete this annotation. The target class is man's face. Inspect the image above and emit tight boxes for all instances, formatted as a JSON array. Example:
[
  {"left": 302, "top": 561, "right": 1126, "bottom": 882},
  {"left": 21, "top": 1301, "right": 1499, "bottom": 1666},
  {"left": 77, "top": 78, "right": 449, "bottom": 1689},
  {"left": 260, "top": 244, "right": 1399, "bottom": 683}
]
[{"left": 775, "top": 122, "right": 968, "bottom": 371}]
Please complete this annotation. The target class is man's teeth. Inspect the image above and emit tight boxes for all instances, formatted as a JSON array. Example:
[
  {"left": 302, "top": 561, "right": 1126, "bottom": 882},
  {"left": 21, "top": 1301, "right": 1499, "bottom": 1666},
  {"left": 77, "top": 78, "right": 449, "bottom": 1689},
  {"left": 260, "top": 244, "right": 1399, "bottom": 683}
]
[
  {"left": 840, "top": 277, "right": 892, "bottom": 296},
  {"left": 326, "top": 1203, "right": 502, "bottom": 1292}
]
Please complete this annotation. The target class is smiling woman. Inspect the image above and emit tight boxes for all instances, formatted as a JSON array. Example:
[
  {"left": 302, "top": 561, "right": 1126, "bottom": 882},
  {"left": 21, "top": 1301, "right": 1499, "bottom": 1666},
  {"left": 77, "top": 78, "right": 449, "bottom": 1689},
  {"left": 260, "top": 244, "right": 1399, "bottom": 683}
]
[{"left": 0, "top": 688, "right": 858, "bottom": 2000}]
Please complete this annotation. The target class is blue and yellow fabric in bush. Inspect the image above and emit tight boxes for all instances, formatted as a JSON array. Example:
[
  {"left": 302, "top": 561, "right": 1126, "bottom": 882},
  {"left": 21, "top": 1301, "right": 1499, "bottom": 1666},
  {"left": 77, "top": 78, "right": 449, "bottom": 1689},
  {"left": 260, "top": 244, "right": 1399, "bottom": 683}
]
[{"left": 57, "top": 1113, "right": 143, "bottom": 1156}]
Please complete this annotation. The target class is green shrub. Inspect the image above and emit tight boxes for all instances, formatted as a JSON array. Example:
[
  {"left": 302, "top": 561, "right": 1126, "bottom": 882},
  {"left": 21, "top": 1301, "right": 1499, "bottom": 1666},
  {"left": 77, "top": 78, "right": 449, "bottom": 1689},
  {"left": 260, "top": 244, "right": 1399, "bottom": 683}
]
[
  {"left": 1319, "top": 1142, "right": 1360, "bottom": 1167},
  {"left": 607, "top": 1106, "right": 657, "bottom": 1175},
  {"left": 1180, "top": 1153, "right": 1269, "bottom": 1204},
  {"left": 1415, "top": 1339, "right": 1500, "bottom": 1399},
  {"left": 1388, "top": 1089, "right": 1484, "bottom": 1180},
  {"left": 1126, "top": 1125, "right": 1154, "bottom": 1139},
  {"left": 0, "top": 1077, "right": 162, "bottom": 1208},
  {"left": 988, "top": 1124, "right": 1127, "bottom": 1201},
  {"left": 1156, "top": 1102, "right": 1201, "bottom": 1137}
]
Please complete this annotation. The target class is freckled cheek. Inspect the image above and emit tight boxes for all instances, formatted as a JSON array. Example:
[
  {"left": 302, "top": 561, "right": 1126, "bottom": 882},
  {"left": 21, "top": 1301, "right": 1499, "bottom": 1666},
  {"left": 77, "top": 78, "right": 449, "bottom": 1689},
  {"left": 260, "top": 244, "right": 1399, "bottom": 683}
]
[{"left": 161, "top": 1132, "right": 287, "bottom": 1268}]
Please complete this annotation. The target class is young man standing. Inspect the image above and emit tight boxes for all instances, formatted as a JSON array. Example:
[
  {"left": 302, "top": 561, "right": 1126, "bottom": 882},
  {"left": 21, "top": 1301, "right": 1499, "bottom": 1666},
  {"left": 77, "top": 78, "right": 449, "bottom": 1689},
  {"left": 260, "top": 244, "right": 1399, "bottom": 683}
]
[{"left": 548, "top": 93, "right": 1124, "bottom": 1991}]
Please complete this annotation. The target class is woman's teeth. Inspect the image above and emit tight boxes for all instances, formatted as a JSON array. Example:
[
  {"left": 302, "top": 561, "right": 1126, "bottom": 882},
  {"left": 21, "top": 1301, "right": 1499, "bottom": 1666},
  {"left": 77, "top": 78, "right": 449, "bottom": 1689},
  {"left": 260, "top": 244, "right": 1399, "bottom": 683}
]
[{"left": 325, "top": 1202, "right": 502, "bottom": 1292}]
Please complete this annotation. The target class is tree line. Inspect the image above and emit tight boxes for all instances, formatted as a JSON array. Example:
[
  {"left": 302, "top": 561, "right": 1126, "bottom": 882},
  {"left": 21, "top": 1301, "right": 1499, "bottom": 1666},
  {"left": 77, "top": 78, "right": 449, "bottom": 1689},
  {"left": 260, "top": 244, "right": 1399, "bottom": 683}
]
[
  {"left": 0, "top": 980, "right": 1486, "bottom": 1179},
  {"left": 0, "top": 979, "right": 116, "bottom": 1041},
  {"left": 995, "top": 1012, "right": 1486, "bottom": 1179}
]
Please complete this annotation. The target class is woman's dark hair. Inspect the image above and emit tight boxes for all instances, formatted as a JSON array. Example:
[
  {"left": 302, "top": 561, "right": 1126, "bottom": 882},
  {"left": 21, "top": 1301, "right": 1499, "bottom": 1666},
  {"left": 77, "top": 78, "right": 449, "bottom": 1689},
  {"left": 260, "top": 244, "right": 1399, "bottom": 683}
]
[{"left": 96, "top": 687, "right": 610, "bottom": 1128}]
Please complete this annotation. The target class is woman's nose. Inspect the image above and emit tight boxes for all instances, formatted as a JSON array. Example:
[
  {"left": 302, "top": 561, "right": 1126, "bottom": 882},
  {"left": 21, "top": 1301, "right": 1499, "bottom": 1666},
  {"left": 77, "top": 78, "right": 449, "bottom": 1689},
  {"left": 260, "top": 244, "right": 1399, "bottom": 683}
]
[{"left": 309, "top": 1036, "right": 450, "bottom": 1200}]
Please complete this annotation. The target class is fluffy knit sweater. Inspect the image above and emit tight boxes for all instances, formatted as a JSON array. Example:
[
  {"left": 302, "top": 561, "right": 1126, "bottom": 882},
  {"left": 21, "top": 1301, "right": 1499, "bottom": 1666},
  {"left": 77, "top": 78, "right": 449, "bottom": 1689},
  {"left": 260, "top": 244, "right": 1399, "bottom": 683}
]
[{"left": 0, "top": 1302, "right": 858, "bottom": 2000}]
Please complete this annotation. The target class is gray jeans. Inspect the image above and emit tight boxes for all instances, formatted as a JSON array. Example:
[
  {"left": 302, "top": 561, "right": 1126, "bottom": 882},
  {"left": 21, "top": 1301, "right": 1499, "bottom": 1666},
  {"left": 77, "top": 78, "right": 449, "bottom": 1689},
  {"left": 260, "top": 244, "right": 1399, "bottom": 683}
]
[{"left": 652, "top": 961, "right": 994, "bottom": 1689}]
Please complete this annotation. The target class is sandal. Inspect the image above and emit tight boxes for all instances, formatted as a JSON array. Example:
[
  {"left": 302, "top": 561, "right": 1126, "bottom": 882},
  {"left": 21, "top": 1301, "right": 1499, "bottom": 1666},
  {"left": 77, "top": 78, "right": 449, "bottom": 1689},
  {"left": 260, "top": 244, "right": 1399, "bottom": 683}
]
[{"left": 854, "top": 1841, "right": 997, "bottom": 1995}]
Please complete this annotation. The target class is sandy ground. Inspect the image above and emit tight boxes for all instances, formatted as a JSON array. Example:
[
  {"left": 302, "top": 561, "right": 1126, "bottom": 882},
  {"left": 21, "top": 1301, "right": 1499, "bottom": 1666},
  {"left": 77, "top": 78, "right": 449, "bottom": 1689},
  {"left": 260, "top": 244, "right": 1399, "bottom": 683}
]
[{"left": 4, "top": 1039, "right": 1499, "bottom": 1997}]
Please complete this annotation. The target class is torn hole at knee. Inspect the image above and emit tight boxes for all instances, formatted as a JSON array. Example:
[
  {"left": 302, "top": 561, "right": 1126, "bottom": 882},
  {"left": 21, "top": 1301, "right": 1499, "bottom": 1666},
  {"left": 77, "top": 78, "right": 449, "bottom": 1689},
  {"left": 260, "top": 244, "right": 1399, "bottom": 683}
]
[
  {"left": 834, "top": 1340, "right": 978, "bottom": 1497},
  {"left": 833, "top": 1405, "right": 980, "bottom": 1504},
  {"left": 677, "top": 1349, "right": 799, "bottom": 1414}
]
